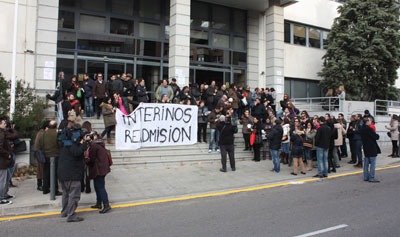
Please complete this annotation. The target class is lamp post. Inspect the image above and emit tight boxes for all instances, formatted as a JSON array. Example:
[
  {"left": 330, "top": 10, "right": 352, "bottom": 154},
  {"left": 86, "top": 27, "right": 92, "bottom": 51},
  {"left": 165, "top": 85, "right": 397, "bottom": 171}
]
[{"left": 10, "top": 0, "right": 19, "bottom": 120}]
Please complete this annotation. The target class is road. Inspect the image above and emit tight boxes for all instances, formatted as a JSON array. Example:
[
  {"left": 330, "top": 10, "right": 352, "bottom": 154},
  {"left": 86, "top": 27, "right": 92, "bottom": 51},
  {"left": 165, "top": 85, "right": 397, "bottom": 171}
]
[{"left": 1, "top": 168, "right": 399, "bottom": 237}]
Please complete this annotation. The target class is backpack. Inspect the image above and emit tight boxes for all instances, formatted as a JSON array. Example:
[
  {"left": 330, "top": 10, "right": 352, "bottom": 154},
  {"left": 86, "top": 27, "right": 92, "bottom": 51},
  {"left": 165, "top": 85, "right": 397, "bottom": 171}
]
[{"left": 106, "top": 149, "right": 113, "bottom": 166}]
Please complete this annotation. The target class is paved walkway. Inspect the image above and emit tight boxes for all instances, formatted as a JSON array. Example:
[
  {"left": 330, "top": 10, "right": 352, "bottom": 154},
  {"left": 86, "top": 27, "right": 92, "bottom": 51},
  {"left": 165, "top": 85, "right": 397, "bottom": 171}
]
[{"left": 1, "top": 148, "right": 399, "bottom": 217}]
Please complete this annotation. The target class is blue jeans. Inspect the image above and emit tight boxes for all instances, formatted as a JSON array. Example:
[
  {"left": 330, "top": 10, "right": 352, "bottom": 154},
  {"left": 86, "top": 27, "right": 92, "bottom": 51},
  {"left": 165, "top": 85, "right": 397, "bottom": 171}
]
[
  {"left": 316, "top": 147, "right": 329, "bottom": 176},
  {"left": 93, "top": 175, "right": 109, "bottom": 203},
  {"left": 8, "top": 153, "right": 16, "bottom": 179},
  {"left": 354, "top": 139, "right": 363, "bottom": 165},
  {"left": 271, "top": 149, "right": 280, "bottom": 172},
  {"left": 85, "top": 97, "right": 94, "bottom": 117},
  {"left": 282, "top": 142, "right": 290, "bottom": 154},
  {"left": 363, "top": 157, "right": 376, "bottom": 181},
  {"left": 304, "top": 149, "right": 312, "bottom": 161},
  {"left": 209, "top": 128, "right": 220, "bottom": 150},
  {"left": 277, "top": 109, "right": 284, "bottom": 118}
]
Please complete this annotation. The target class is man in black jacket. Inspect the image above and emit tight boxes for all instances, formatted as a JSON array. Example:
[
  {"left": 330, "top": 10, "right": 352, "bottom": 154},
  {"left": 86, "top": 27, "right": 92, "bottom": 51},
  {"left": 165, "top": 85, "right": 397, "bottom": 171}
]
[
  {"left": 360, "top": 118, "right": 380, "bottom": 183},
  {"left": 217, "top": 115, "right": 238, "bottom": 172},
  {"left": 314, "top": 117, "right": 331, "bottom": 178},
  {"left": 136, "top": 79, "right": 149, "bottom": 103},
  {"left": 58, "top": 123, "right": 89, "bottom": 222},
  {"left": 268, "top": 119, "right": 283, "bottom": 173}
]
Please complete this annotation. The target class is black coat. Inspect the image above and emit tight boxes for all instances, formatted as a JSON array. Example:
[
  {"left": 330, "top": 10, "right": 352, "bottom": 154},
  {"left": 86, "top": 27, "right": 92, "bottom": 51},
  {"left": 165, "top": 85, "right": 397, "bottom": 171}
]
[
  {"left": 315, "top": 124, "right": 331, "bottom": 149},
  {"left": 57, "top": 142, "right": 87, "bottom": 182},
  {"left": 217, "top": 122, "right": 238, "bottom": 146},
  {"left": 251, "top": 103, "right": 267, "bottom": 120},
  {"left": 136, "top": 85, "right": 148, "bottom": 102},
  {"left": 82, "top": 79, "right": 94, "bottom": 98},
  {"left": 123, "top": 79, "right": 135, "bottom": 97},
  {"left": 268, "top": 124, "right": 283, "bottom": 150},
  {"left": 360, "top": 124, "right": 380, "bottom": 157}
]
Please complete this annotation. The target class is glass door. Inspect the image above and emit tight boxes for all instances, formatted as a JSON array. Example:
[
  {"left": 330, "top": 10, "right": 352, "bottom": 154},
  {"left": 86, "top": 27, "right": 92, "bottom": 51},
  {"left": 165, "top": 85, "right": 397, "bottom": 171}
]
[
  {"left": 106, "top": 63, "right": 125, "bottom": 80},
  {"left": 87, "top": 61, "right": 105, "bottom": 80}
]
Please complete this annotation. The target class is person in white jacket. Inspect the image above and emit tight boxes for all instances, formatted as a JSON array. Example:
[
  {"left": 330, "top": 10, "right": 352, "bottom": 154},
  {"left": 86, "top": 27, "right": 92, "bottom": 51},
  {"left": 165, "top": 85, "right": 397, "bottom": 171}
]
[
  {"left": 385, "top": 114, "right": 399, "bottom": 158},
  {"left": 333, "top": 118, "right": 346, "bottom": 168},
  {"left": 281, "top": 118, "right": 291, "bottom": 164}
]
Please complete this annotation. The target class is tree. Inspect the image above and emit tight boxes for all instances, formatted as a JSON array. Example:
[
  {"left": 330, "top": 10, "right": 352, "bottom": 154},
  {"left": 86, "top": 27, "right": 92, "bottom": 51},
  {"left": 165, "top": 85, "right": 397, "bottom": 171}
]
[
  {"left": 319, "top": 0, "right": 400, "bottom": 101},
  {"left": 0, "top": 73, "right": 48, "bottom": 139}
]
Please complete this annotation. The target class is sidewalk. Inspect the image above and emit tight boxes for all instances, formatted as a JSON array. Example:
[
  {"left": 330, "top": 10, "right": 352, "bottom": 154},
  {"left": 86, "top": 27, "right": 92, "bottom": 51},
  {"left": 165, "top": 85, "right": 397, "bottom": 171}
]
[{"left": 1, "top": 148, "right": 399, "bottom": 217}]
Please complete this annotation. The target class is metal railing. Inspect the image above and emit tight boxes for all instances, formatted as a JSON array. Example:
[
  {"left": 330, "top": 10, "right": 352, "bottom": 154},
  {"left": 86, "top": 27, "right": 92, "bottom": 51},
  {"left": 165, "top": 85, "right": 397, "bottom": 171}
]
[
  {"left": 374, "top": 99, "right": 400, "bottom": 116},
  {"left": 290, "top": 96, "right": 341, "bottom": 112}
]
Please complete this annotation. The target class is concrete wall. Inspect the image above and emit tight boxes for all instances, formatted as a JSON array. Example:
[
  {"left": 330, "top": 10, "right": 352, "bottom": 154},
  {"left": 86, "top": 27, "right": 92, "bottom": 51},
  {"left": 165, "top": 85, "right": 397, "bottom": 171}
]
[
  {"left": 247, "top": 10, "right": 260, "bottom": 89},
  {"left": 0, "top": 0, "right": 37, "bottom": 85}
]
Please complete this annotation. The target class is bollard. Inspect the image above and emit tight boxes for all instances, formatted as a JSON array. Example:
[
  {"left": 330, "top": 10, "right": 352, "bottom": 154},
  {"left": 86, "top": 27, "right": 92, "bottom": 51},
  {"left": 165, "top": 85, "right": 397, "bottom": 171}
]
[{"left": 50, "top": 157, "right": 56, "bottom": 200}]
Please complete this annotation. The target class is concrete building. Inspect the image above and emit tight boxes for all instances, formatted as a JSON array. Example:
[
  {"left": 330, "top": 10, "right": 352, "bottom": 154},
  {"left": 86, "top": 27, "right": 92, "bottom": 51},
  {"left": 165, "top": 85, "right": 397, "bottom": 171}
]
[{"left": 0, "top": 0, "right": 346, "bottom": 99}]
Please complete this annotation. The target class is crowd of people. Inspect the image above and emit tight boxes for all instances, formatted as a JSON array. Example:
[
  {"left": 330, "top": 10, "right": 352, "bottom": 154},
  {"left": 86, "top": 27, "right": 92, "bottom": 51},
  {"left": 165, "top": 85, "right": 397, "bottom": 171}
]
[{"left": 0, "top": 72, "right": 393, "bottom": 223}]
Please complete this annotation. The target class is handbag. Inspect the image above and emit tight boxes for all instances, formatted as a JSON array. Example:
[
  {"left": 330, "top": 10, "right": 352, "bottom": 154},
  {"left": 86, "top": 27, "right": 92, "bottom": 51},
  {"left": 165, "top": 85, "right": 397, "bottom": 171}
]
[
  {"left": 282, "top": 135, "right": 288, "bottom": 142},
  {"left": 250, "top": 131, "right": 256, "bottom": 146},
  {"left": 35, "top": 132, "right": 46, "bottom": 164},
  {"left": 13, "top": 139, "right": 27, "bottom": 153},
  {"left": 254, "top": 133, "right": 263, "bottom": 145},
  {"left": 387, "top": 132, "right": 391, "bottom": 138},
  {"left": 303, "top": 140, "right": 313, "bottom": 149},
  {"left": 77, "top": 88, "right": 82, "bottom": 98},
  {"left": 241, "top": 97, "right": 248, "bottom": 106}
]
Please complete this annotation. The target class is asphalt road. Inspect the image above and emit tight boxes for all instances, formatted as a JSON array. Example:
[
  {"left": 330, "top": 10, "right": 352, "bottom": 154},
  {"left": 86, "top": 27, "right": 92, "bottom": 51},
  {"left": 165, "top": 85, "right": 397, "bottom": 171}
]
[{"left": 1, "top": 168, "right": 400, "bottom": 237}]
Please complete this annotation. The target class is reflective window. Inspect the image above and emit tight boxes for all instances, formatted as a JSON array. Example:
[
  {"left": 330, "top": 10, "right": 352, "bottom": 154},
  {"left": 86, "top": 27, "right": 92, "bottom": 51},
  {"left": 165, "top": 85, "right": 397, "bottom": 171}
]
[
  {"left": 322, "top": 31, "right": 329, "bottom": 49},
  {"left": 309, "top": 81, "right": 322, "bottom": 97},
  {"left": 293, "top": 80, "right": 307, "bottom": 98},
  {"left": 139, "top": 0, "right": 161, "bottom": 20},
  {"left": 56, "top": 58, "right": 74, "bottom": 81},
  {"left": 191, "top": 30, "right": 208, "bottom": 45},
  {"left": 137, "top": 40, "right": 162, "bottom": 57},
  {"left": 77, "top": 33, "right": 135, "bottom": 54},
  {"left": 191, "top": 1, "right": 209, "bottom": 29},
  {"left": 284, "top": 22, "right": 291, "bottom": 43},
  {"left": 111, "top": 0, "right": 134, "bottom": 16},
  {"left": 139, "top": 23, "right": 160, "bottom": 39},
  {"left": 212, "top": 33, "right": 230, "bottom": 48},
  {"left": 59, "top": 11, "right": 75, "bottom": 29},
  {"left": 293, "top": 25, "right": 306, "bottom": 46},
  {"left": 81, "top": 0, "right": 106, "bottom": 12},
  {"left": 233, "top": 37, "right": 245, "bottom": 51},
  {"left": 80, "top": 14, "right": 106, "bottom": 33},
  {"left": 209, "top": 49, "right": 230, "bottom": 64},
  {"left": 163, "top": 43, "right": 169, "bottom": 58},
  {"left": 232, "top": 52, "right": 246, "bottom": 66},
  {"left": 110, "top": 18, "right": 134, "bottom": 36},
  {"left": 165, "top": 25, "right": 170, "bottom": 40},
  {"left": 212, "top": 5, "right": 230, "bottom": 31},
  {"left": 191, "top": 46, "right": 209, "bottom": 62},
  {"left": 308, "top": 28, "right": 321, "bottom": 48},
  {"left": 233, "top": 69, "right": 246, "bottom": 88},
  {"left": 233, "top": 10, "right": 246, "bottom": 33}
]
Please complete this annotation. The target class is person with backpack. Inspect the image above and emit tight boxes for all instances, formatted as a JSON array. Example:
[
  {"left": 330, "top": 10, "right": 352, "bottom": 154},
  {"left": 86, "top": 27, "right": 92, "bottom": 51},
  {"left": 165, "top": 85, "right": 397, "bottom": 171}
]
[{"left": 87, "top": 132, "right": 112, "bottom": 214}]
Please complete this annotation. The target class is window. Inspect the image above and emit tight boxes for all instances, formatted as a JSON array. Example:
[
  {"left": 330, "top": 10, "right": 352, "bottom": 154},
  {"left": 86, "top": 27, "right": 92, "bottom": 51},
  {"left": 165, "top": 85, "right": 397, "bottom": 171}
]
[
  {"left": 191, "top": 30, "right": 208, "bottom": 45},
  {"left": 233, "top": 37, "right": 246, "bottom": 51},
  {"left": 212, "top": 5, "right": 230, "bottom": 31},
  {"left": 233, "top": 69, "right": 246, "bottom": 88},
  {"left": 233, "top": 10, "right": 246, "bottom": 33},
  {"left": 284, "top": 22, "right": 291, "bottom": 43},
  {"left": 293, "top": 25, "right": 306, "bottom": 46},
  {"left": 284, "top": 78, "right": 322, "bottom": 98},
  {"left": 110, "top": 18, "right": 134, "bottom": 36},
  {"left": 322, "top": 31, "right": 329, "bottom": 48},
  {"left": 191, "top": 1, "right": 209, "bottom": 29},
  {"left": 309, "top": 81, "right": 322, "bottom": 97},
  {"left": 293, "top": 80, "right": 307, "bottom": 98},
  {"left": 308, "top": 28, "right": 321, "bottom": 48},
  {"left": 212, "top": 33, "right": 230, "bottom": 48},
  {"left": 60, "top": 0, "right": 75, "bottom": 7},
  {"left": 111, "top": 0, "right": 134, "bottom": 16},
  {"left": 59, "top": 11, "right": 75, "bottom": 29},
  {"left": 139, "top": 23, "right": 160, "bottom": 39},
  {"left": 77, "top": 33, "right": 135, "bottom": 54},
  {"left": 209, "top": 49, "right": 230, "bottom": 64},
  {"left": 137, "top": 40, "right": 162, "bottom": 57},
  {"left": 58, "top": 31, "right": 76, "bottom": 49},
  {"left": 232, "top": 52, "right": 246, "bottom": 66},
  {"left": 81, "top": 0, "right": 106, "bottom": 12},
  {"left": 80, "top": 14, "right": 106, "bottom": 33},
  {"left": 139, "top": 0, "right": 161, "bottom": 20}
]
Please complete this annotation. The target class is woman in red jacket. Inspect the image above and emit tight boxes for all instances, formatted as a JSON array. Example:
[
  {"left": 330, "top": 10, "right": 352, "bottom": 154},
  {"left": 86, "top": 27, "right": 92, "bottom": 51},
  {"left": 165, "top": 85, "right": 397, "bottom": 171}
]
[{"left": 87, "top": 132, "right": 111, "bottom": 214}]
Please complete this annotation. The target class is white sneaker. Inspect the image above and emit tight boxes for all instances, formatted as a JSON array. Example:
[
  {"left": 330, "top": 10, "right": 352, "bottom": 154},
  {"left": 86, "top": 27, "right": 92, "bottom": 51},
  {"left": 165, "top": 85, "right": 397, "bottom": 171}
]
[
  {"left": 208, "top": 149, "right": 212, "bottom": 153},
  {"left": 0, "top": 200, "right": 12, "bottom": 205},
  {"left": 216, "top": 149, "right": 220, "bottom": 153}
]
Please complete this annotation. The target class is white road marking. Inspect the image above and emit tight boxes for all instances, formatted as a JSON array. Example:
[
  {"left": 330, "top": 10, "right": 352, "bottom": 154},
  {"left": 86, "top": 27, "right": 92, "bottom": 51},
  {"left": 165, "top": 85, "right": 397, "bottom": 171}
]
[{"left": 294, "top": 224, "right": 348, "bottom": 237}]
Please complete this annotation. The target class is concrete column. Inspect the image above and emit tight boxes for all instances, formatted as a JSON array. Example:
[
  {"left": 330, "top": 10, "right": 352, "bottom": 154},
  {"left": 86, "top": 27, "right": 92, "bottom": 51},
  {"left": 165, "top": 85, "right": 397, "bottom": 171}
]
[
  {"left": 246, "top": 11, "right": 259, "bottom": 90},
  {"left": 169, "top": 0, "right": 190, "bottom": 88},
  {"left": 265, "top": 5, "right": 284, "bottom": 100},
  {"left": 34, "top": 0, "right": 59, "bottom": 92}
]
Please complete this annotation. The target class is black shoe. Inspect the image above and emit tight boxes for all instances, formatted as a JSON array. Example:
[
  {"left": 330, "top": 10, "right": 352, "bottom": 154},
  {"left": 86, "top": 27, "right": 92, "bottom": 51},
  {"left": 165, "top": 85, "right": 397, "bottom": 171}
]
[
  {"left": 313, "top": 174, "right": 323, "bottom": 178},
  {"left": 290, "top": 172, "right": 297, "bottom": 176},
  {"left": 323, "top": 174, "right": 328, "bottom": 178},
  {"left": 220, "top": 168, "right": 227, "bottom": 173},
  {"left": 5, "top": 194, "right": 15, "bottom": 199},
  {"left": 37, "top": 186, "right": 43, "bottom": 191},
  {"left": 369, "top": 180, "right": 380, "bottom": 183},
  {"left": 56, "top": 191, "right": 63, "bottom": 196},
  {"left": 231, "top": 168, "right": 236, "bottom": 171},
  {"left": 348, "top": 161, "right": 356, "bottom": 164},
  {"left": 330, "top": 169, "right": 336, "bottom": 173},
  {"left": 99, "top": 202, "right": 111, "bottom": 214},
  {"left": 91, "top": 201, "right": 102, "bottom": 209},
  {"left": 388, "top": 154, "right": 394, "bottom": 157},
  {"left": 301, "top": 172, "right": 306, "bottom": 175},
  {"left": 43, "top": 191, "right": 49, "bottom": 195},
  {"left": 9, "top": 183, "right": 17, "bottom": 188},
  {"left": 67, "top": 217, "right": 84, "bottom": 222}
]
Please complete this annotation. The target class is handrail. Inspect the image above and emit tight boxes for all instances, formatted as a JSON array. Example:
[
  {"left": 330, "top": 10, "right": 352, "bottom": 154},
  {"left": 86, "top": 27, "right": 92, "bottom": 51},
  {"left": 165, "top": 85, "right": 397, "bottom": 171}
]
[
  {"left": 374, "top": 99, "right": 400, "bottom": 116},
  {"left": 290, "top": 96, "right": 341, "bottom": 112}
]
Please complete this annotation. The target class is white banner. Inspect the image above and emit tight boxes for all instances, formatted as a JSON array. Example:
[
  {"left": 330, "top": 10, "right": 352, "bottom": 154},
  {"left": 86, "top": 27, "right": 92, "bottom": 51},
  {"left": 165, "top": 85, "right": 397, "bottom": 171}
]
[{"left": 116, "top": 103, "right": 198, "bottom": 150}]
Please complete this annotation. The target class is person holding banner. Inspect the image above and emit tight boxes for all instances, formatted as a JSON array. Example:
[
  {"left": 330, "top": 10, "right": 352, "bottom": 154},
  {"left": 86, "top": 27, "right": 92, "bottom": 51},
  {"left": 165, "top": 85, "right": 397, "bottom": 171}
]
[
  {"left": 113, "top": 93, "right": 140, "bottom": 115},
  {"left": 100, "top": 98, "right": 116, "bottom": 145},
  {"left": 198, "top": 101, "right": 209, "bottom": 143},
  {"left": 217, "top": 115, "right": 238, "bottom": 172}
]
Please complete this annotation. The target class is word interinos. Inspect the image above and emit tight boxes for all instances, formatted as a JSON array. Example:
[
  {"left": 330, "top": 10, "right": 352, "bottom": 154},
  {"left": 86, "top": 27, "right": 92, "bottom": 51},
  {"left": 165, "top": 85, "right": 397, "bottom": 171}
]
[{"left": 116, "top": 103, "right": 198, "bottom": 150}]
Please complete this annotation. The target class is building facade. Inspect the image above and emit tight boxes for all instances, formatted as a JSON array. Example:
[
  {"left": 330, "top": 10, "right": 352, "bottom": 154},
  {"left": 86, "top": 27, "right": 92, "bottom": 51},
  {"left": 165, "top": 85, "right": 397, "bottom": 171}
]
[{"left": 0, "top": 0, "right": 347, "bottom": 100}]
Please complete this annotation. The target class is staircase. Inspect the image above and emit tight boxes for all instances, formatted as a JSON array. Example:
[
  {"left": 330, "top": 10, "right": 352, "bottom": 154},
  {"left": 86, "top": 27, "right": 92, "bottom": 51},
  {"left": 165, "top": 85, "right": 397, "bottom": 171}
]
[{"left": 83, "top": 116, "right": 254, "bottom": 166}]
